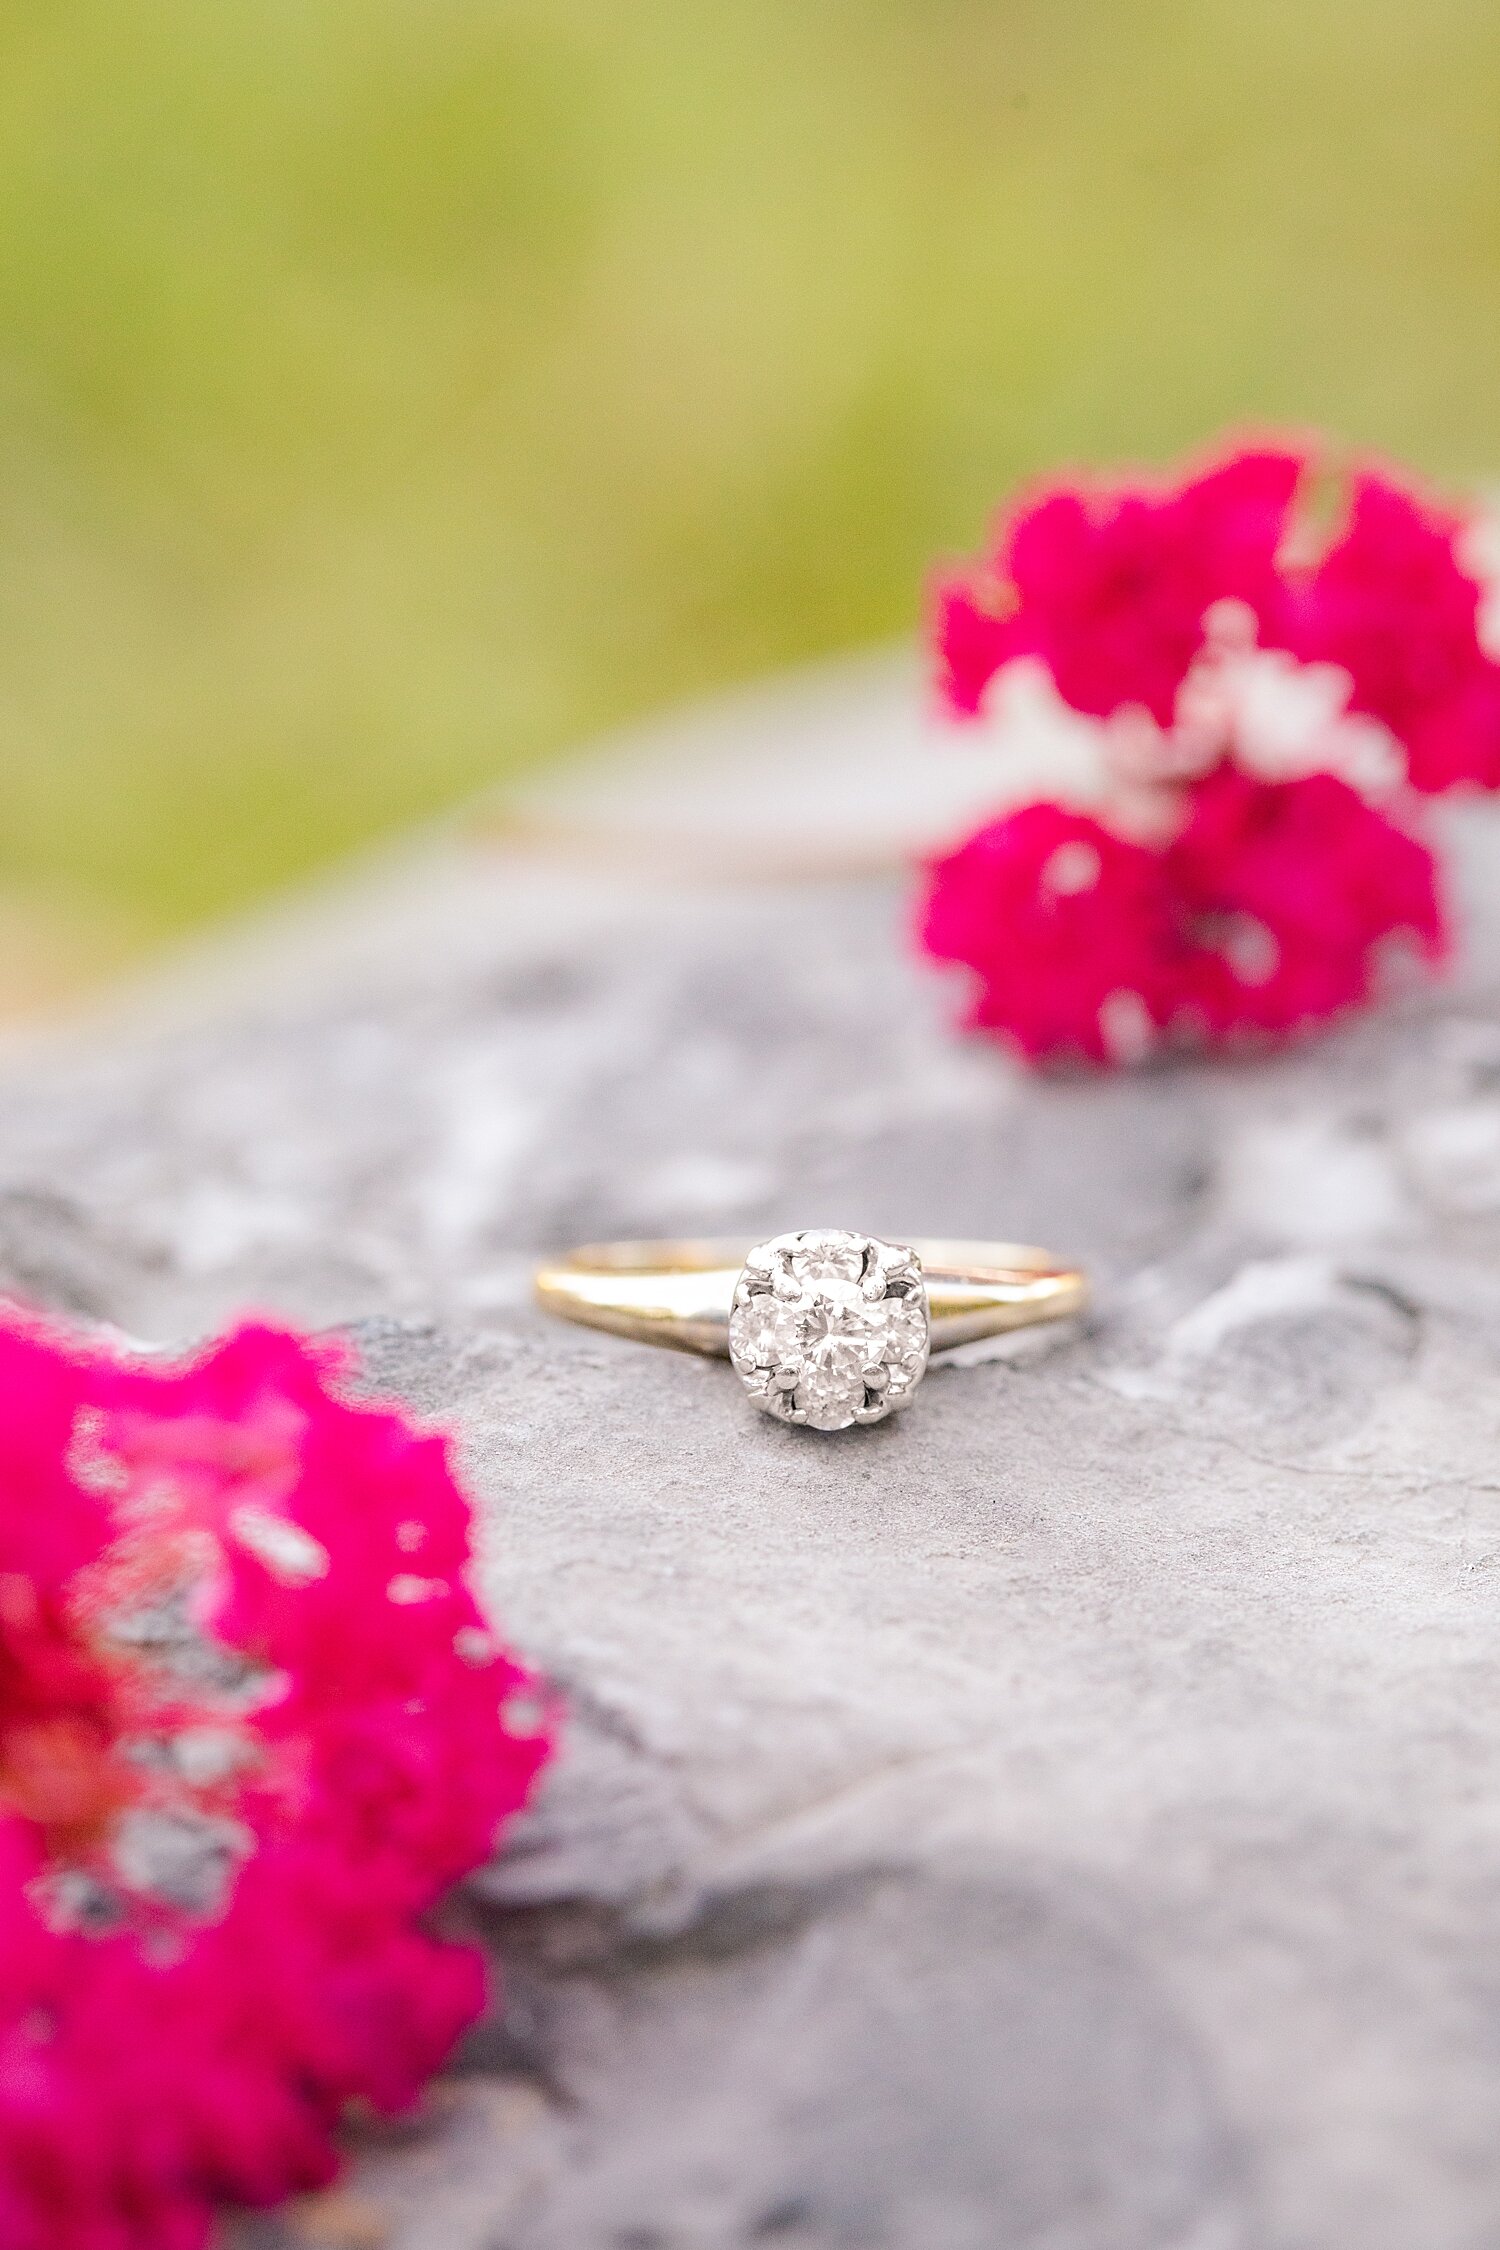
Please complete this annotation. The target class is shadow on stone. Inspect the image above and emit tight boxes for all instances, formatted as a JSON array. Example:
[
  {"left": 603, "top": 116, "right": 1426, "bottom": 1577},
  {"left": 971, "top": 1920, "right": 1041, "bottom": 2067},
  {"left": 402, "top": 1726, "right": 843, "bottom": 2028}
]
[{"left": 492, "top": 1868, "right": 1251, "bottom": 2250}]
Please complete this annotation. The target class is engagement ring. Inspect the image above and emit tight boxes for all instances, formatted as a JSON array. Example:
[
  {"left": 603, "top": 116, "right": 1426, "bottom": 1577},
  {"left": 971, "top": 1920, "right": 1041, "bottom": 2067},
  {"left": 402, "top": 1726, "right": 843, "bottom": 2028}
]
[{"left": 534, "top": 1229, "right": 1087, "bottom": 1431}]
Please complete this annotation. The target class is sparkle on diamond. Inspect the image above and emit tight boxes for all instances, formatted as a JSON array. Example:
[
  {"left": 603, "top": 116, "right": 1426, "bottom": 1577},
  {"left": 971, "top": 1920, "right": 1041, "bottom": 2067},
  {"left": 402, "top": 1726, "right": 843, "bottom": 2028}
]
[{"left": 729, "top": 1229, "right": 929, "bottom": 1430}]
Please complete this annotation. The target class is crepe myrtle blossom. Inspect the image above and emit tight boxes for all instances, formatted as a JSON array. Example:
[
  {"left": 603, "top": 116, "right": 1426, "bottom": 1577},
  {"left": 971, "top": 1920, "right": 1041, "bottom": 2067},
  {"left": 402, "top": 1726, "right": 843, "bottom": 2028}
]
[
  {"left": 921, "top": 773, "right": 1443, "bottom": 1068},
  {"left": 919, "top": 438, "right": 1483, "bottom": 1064},
  {"left": 935, "top": 441, "right": 1500, "bottom": 793},
  {"left": 0, "top": 1313, "right": 551, "bottom": 2250},
  {"left": 1283, "top": 473, "right": 1500, "bottom": 794},
  {"left": 936, "top": 447, "right": 1303, "bottom": 731},
  {"left": 1169, "top": 763, "right": 1445, "bottom": 1043},
  {"left": 921, "top": 803, "right": 1187, "bottom": 1066}
]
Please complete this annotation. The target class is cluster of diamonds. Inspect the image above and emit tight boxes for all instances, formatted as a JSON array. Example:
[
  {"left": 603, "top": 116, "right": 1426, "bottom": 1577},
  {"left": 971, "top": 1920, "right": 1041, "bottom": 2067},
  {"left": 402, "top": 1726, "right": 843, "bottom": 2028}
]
[{"left": 728, "top": 1229, "right": 929, "bottom": 1431}]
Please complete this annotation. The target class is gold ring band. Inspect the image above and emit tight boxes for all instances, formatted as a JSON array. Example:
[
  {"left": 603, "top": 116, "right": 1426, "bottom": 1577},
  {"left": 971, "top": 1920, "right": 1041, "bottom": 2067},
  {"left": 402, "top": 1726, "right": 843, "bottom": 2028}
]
[{"left": 534, "top": 1237, "right": 1088, "bottom": 1357}]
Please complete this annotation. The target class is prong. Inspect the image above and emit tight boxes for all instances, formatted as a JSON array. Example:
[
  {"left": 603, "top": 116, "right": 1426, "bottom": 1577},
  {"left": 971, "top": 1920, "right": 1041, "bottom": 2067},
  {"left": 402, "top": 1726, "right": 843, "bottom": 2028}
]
[{"left": 732, "top": 1230, "right": 929, "bottom": 1432}]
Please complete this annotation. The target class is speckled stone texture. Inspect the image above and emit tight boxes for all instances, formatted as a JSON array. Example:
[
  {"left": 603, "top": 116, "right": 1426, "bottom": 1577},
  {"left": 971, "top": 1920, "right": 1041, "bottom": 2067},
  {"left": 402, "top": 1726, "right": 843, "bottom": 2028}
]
[{"left": 6, "top": 665, "right": 1500, "bottom": 2249}]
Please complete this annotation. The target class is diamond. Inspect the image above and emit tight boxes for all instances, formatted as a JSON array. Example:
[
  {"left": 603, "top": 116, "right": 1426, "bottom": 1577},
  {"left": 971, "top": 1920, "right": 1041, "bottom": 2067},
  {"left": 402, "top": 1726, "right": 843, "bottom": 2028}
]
[{"left": 729, "top": 1230, "right": 929, "bottom": 1430}]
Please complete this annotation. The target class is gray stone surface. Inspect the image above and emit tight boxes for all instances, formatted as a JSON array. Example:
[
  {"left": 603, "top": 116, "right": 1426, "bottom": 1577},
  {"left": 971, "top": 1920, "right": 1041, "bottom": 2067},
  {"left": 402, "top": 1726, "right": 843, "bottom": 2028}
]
[{"left": 5, "top": 666, "right": 1500, "bottom": 2247}]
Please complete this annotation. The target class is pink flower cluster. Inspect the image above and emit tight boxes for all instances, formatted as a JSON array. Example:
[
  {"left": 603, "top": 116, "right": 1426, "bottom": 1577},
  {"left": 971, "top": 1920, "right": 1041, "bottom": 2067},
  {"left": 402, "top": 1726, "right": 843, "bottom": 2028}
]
[
  {"left": 0, "top": 1313, "right": 551, "bottom": 2250},
  {"left": 922, "top": 442, "right": 1500, "bottom": 1063}
]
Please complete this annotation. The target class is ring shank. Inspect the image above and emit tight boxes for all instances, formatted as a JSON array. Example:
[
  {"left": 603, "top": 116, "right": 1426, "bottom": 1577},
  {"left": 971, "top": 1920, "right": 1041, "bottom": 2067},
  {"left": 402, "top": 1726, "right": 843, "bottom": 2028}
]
[{"left": 534, "top": 1238, "right": 1088, "bottom": 1356}]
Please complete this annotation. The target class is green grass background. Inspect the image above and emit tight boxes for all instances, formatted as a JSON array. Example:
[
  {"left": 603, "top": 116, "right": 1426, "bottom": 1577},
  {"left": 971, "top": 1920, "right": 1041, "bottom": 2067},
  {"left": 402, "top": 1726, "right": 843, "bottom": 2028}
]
[{"left": 2, "top": 0, "right": 1499, "bottom": 949}]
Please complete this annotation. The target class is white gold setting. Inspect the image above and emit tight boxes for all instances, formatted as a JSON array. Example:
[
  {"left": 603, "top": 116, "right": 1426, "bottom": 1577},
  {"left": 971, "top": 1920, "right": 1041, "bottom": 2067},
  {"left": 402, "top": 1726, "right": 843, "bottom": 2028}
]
[{"left": 728, "top": 1229, "right": 930, "bottom": 1431}]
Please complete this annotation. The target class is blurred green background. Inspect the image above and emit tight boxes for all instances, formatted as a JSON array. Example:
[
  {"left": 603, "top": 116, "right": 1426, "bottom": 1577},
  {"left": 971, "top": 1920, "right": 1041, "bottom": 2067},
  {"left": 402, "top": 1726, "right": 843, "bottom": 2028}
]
[{"left": 0, "top": 0, "right": 1499, "bottom": 988}]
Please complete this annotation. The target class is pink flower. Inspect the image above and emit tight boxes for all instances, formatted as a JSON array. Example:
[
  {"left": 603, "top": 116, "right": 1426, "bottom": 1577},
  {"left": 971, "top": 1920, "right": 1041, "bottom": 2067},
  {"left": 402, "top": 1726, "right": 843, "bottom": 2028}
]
[
  {"left": 920, "top": 802, "right": 1190, "bottom": 1064},
  {"left": 1169, "top": 764, "right": 1447, "bottom": 1038},
  {"left": 919, "top": 774, "right": 1446, "bottom": 1066},
  {"left": 0, "top": 1315, "right": 551, "bottom": 2250},
  {"left": 920, "top": 437, "right": 1483, "bottom": 1064},
  {"left": 937, "top": 448, "right": 1303, "bottom": 725},
  {"left": 937, "top": 440, "right": 1500, "bottom": 796},
  {"left": 932, "top": 571, "right": 1023, "bottom": 719},
  {"left": 1283, "top": 472, "right": 1500, "bottom": 792}
]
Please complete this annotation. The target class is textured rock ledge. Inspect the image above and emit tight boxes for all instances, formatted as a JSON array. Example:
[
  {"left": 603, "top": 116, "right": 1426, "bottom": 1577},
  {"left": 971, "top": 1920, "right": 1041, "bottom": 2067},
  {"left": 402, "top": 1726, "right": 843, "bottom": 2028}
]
[{"left": 5, "top": 662, "right": 1500, "bottom": 2248}]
